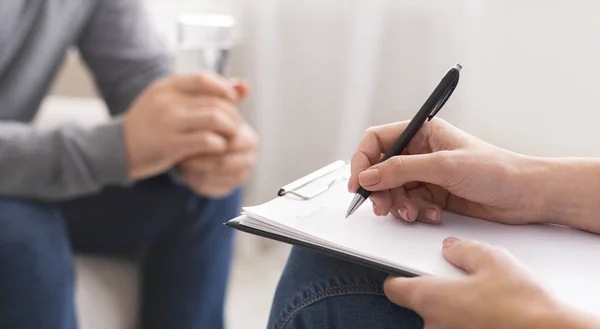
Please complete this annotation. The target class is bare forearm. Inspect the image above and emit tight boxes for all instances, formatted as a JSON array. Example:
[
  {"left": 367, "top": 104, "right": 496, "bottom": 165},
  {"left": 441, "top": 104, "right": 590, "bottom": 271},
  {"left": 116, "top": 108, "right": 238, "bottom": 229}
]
[{"left": 524, "top": 156, "right": 600, "bottom": 233}]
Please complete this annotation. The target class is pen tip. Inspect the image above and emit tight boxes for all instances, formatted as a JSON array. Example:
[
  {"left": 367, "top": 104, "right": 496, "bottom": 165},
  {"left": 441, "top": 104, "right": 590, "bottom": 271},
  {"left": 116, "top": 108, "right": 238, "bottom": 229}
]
[{"left": 454, "top": 63, "right": 463, "bottom": 71}]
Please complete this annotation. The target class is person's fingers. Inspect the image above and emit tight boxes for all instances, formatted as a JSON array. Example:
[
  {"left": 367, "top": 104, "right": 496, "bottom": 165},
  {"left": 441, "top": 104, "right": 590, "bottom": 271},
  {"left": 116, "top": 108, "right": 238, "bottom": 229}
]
[
  {"left": 175, "top": 109, "right": 238, "bottom": 139},
  {"left": 383, "top": 276, "right": 420, "bottom": 309},
  {"left": 390, "top": 187, "right": 419, "bottom": 222},
  {"left": 349, "top": 151, "right": 377, "bottom": 192},
  {"left": 369, "top": 190, "right": 393, "bottom": 216},
  {"left": 180, "top": 151, "right": 256, "bottom": 175},
  {"left": 182, "top": 171, "right": 250, "bottom": 198},
  {"left": 185, "top": 169, "right": 251, "bottom": 186},
  {"left": 170, "top": 73, "right": 237, "bottom": 101},
  {"left": 360, "top": 121, "right": 412, "bottom": 156},
  {"left": 383, "top": 275, "right": 443, "bottom": 310},
  {"left": 350, "top": 118, "right": 464, "bottom": 193},
  {"left": 358, "top": 153, "right": 455, "bottom": 191},
  {"left": 350, "top": 122, "right": 411, "bottom": 191},
  {"left": 442, "top": 238, "right": 504, "bottom": 274},
  {"left": 175, "top": 131, "right": 228, "bottom": 159},
  {"left": 406, "top": 186, "right": 446, "bottom": 224},
  {"left": 182, "top": 96, "right": 242, "bottom": 124},
  {"left": 229, "top": 123, "right": 259, "bottom": 152}
]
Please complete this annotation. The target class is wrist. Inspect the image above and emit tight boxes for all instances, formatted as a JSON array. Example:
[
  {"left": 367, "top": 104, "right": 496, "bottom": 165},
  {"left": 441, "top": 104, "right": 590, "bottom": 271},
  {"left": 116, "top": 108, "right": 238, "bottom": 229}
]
[{"left": 518, "top": 155, "right": 600, "bottom": 231}]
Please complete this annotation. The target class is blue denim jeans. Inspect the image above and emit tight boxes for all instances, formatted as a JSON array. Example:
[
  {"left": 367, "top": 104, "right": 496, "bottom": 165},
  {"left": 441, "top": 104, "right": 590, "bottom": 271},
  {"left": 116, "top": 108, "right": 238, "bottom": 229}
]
[
  {"left": 0, "top": 174, "right": 240, "bottom": 329},
  {"left": 268, "top": 246, "right": 425, "bottom": 329}
]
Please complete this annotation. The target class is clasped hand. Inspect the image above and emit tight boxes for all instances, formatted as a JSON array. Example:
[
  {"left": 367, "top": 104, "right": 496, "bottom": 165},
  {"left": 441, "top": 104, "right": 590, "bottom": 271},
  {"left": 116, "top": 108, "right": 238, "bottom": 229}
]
[{"left": 123, "top": 72, "right": 258, "bottom": 198}]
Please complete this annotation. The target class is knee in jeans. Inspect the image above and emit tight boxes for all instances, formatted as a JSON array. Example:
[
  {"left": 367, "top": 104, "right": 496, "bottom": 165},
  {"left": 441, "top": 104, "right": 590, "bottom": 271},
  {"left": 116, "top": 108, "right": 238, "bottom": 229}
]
[
  {"left": 0, "top": 198, "right": 66, "bottom": 250},
  {"left": 0, "top": 198, "right": 75, "bottom": 318}
]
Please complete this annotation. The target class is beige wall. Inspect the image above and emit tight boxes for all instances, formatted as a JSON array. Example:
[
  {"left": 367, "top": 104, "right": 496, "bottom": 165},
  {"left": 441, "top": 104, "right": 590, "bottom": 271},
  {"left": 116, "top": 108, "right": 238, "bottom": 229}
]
[{"left": 50, "top": 51, "right": 98, "bottom": 98}]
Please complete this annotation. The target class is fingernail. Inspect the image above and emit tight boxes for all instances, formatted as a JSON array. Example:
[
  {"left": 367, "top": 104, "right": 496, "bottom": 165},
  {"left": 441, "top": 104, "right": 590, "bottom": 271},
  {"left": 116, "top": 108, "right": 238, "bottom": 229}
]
[
  {"left": 360, "top": 169, "right": 381, "bottom": 186},
  {"left": 443, "top": 237, "right": 460, "bottom": 248},
  {"left": 424, "top": 208, "right": 439, "bottom": 222},
  {"left": 398, "top": 207, "right": 409, "bottom": 221},
  {"left": 372, "top": 202, "right": 378, "bottom": 216}
]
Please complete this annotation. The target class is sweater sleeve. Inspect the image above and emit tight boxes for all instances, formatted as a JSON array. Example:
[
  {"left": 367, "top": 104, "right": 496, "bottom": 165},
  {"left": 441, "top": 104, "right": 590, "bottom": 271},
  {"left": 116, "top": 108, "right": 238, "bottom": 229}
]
[
  {"left": 0, "top": 1, "right": 173, "bottom": 201},
  {"left": 0, "top": 118, "right": 131, "bottom": 201},
  {"left": 76, "top": 0, "right": 172, "bottom": 115},
  {"left": 0, "top": 0, "right": 180, "bottom": 201}
]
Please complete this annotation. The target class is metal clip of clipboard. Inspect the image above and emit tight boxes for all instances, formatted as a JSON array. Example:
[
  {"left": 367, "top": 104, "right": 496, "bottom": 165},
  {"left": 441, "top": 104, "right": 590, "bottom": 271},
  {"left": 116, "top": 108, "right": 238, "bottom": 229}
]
[{"left": 277, "top": 160, "right": 350, "bottom": 200}]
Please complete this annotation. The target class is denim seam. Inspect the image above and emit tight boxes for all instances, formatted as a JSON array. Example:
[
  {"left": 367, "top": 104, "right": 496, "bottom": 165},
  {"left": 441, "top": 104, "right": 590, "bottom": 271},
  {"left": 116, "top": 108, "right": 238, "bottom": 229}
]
[{"left": 276, "top": 284, "right": 385, "bottom": 329}]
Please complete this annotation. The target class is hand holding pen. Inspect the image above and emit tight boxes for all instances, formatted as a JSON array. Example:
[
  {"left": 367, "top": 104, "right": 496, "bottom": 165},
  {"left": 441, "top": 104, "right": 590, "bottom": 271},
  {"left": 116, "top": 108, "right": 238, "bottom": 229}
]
[{"left": 346, "top": 64, "right": 462, "bottom": 218}]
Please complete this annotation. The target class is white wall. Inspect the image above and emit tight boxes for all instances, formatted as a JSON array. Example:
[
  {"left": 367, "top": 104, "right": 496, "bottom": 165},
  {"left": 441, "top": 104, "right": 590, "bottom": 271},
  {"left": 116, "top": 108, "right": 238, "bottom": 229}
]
[{"left": 441, "top": 1, "right": 600, "bottom": 158}]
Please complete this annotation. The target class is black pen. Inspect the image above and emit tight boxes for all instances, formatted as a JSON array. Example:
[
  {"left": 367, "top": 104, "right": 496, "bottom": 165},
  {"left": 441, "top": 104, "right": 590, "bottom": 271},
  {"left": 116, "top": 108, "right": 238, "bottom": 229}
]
[{"left": 346, "top": 63, "right": 462, "bottom": 218}]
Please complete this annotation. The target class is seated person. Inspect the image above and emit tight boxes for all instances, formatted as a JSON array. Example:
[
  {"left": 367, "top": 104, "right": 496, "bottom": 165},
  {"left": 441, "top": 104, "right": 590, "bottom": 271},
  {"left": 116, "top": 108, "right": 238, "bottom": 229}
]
[
  {"left": 0, "top": 1, "right": 257, "bottom": 329},
  {"left": 267, "top": 118, "right": 600, "bottom": 329}
]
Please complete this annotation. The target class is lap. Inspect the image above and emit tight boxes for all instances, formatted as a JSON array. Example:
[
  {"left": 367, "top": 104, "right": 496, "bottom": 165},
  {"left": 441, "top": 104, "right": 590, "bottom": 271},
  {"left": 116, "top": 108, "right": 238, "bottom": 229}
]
[
  {"left": 0, "top": 174, "right": 238, "bottom": 255},
  {"left": 0, "top": 176, "right": 240, "bottom": 329},
  {"left": 268, "top": 246, "right": 424, "bottom": 329},
  {"left": 60, "top": 174, "right": 193, "bottom": 254},
  {"left": 0, "top": 197, "right": 76, "bottom": 329}
]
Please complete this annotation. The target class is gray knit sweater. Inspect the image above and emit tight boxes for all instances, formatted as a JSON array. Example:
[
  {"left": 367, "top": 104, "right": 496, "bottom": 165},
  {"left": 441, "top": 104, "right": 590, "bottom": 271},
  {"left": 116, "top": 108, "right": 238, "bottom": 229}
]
[{"left": 0, "top": 0, "right": 170, "bottom": 200}]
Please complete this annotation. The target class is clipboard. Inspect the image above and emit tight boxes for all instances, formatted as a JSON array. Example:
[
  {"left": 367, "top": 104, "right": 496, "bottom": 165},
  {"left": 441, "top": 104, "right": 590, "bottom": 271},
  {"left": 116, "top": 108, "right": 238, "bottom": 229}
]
[
  {"left": 225, "top": 161, "right": 600, "bottom": 317},
  {"left": 226, "top": 160, "right": 418, "bottom": 278}
]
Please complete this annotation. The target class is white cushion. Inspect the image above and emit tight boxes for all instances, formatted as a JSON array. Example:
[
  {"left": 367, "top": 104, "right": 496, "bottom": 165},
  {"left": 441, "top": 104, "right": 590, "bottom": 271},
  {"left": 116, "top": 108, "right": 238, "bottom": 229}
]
[{"left": 74, "top": 256, "right": 140, "bottom": 329}]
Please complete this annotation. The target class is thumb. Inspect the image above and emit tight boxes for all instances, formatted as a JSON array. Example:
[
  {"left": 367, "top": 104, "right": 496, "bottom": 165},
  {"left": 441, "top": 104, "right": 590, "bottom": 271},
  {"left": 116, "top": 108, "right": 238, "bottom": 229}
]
[
  {"left": 383, "top": 275, "right": 434, "bottom": 309},
  {"left": 442, "top": 237, "right": 501, "bottom": 274},
  {"left": 358, "top": 153, "right": 450, "bottom": 191},
  {"left": 171, "top": 73, "right": 237, "bottom": 101}
]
